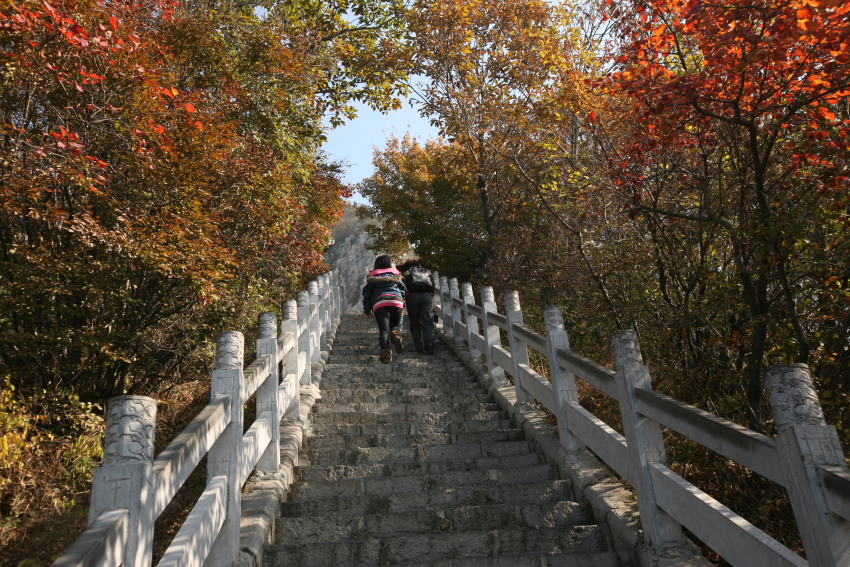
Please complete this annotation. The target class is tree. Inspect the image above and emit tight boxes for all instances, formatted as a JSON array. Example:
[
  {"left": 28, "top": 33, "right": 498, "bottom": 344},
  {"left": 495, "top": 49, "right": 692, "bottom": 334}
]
[
  {"left": 602, "top": 0, "right": 850, "bottom": 429},
  {"left": 359, "top": 136, "right": 486, "bottom": 279}
]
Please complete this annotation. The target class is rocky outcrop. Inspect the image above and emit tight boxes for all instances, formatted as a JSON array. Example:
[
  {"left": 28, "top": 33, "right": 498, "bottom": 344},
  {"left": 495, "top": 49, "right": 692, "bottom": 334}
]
[{"left": 324, "top": 207, "right": 376, "bottom": 312}]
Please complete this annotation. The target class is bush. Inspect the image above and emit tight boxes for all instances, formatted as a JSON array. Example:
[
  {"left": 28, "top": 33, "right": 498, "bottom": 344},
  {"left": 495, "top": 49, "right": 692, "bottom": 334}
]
[{"left": 0, "top": 378, "right": 104, "bottom": 566}]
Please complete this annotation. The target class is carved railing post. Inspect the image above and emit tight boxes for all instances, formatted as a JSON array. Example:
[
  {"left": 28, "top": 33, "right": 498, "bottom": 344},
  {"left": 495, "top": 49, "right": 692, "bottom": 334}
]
[
  {"left": 438, "top": 275, "right": 450, "bottom": 334},
  {"left": 206, "top": 331, "right": 245, "bottom": 567},
  {"left": 480, "top": 286, "right": 505, "bottom": 383},
  {"left": 504, "top": 291, "right": 533, "bottom": 404},
  {"left": 296, "top": 291, "right": 312, "bottom": 385},
  {"left": 308, "top": 280, "right": 321, "bottom": 363},
  {"left": 461, "top": 282, "right": 481, "bottom": 359},
  {"left": 89, "top": 396, "right": 157, "bottom": 567},
  {"left": 317, "top": 274, "right": 329, "bottom": 352},
  {"left": 449, "top": 278, "right": 463, "bottom": 346},
  {"left": 281, "top": 299, "right": 302, "bottom": 421},
  {"left": 766, "top": 364, "right": 850, "bottom": 567},
  {"left": 256, "top": 312, "right": 279, "bottom": 473},
  {"left": 544, "top": 306, "right": 581, "bottom": 452},
  {"left": 612, "top": 330, "right": 682, "bottom": 551}
]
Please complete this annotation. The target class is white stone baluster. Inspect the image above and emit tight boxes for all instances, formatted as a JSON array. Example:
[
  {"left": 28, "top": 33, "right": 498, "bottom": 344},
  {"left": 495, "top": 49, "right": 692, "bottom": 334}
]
[
  {"left": 308, "top": 280, "right": 321, "bottom": 364},
  {"left": 504, "top": 291, "right": 533, "bottom": 404},
  {"left": 256, "top": 312, "right": 279, "bottom": 473},
  {"left": 206, "top": 331, "right": 245, "bottom": 567},
  {"left": 766, "top": 364, "right": 850, "bottom": 567},
  {"left": 461, "top": 282, "right": 481, "bottom": 359},
  {"left": 480, "top": 286, "right": 505, "bottom": 384},
  {"left": 438, "top": 275, "right": 450, "bottom": 334},
  {"left": 612, "top": 330, "right": 681, "bottom": 551},
  {"left": 449, "top": 278, "right": 463, "bottom": 346},
  {"left": 296, "top": 291, "right": 312, "bottom": 385},
  {"left": 89, "top": 395, "right": 157, "bottom": 567},
  {"left": 544, "top": 306, "right": 581, "bottom": 452},
  {"left": 281, "top": 299, "right": 302, "bottom": 421}
]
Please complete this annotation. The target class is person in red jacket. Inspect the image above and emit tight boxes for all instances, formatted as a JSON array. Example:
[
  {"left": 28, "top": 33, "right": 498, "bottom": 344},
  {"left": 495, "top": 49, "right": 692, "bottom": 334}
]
[{"left": 362, "top": 255, "right": 407, "bottom": 363}]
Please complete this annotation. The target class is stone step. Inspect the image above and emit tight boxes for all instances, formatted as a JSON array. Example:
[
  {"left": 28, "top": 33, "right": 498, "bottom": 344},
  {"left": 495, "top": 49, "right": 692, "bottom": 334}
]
[
  {"left": 303, "top": 427, "right": 524, "bottom": 450},
  {"left": 323, "top": 361, "right": 469, "bottom": 374},
  {"left": 308, "top": 408, "right": 505, "bottom": 426},
  {"left": 312, "top": 400, "right": 500, "bottom": 416},
  {"left": 392, "top": 551, "right": 635, "bottom": 567},
  {"left": 288, "top": 467, "right": 562, "bottom": 508},
  {"left": 280, "top": 479, "right": 575, "bottom": 518},
  {"left": 302, "top": 439, "right": 536, "bottom": 467},
  {"left": 296, "top": 451, "right": 542, "bottom": 482},
  {"left": 276, "top": 500, "right": 594, "bottom": 542},
  {"left": 265, "top": 524, "right": 609, "bottom": 566},
  {"left": 316, "top": 387, "right": 490, "bottom": 404},
  {"left": 319, "top": 374, "right": 478, "bottom": 389},
  {"left": 309, "top": 418, "right": 513, "bottom": 438}
]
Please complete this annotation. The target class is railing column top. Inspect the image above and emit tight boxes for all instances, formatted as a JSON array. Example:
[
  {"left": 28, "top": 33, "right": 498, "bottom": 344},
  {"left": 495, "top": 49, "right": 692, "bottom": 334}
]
[
  {"left": 308, "top": 280, "right": 319, "bottom": 296},
  {"left": 481, "top": 286, "right": 495, "bottom": 304},
  {"left": 543, "top": 305, "right": 565, "bottom": 331},
  {"left": 449, "top": 278, "right": 459, "bottom": 295},
  {"left": 461, "top": 282, "right": 474, "bottom": 299},
  {"left": 765, "top": 363, "right": 826, "bottom": 430},
  {"left": 258, "top": 312, "right": 277, "bottom": 339},
  {"left": 504, "top": 290, "right": 521, "bottom": 313},
  {"left": 215, "top": 331, "right": 244, "bottom": 370},
  {"left": 102, "top": 396, "right": 157, "bottom": 465},
  {"left": 283, "top": 299, "right": 297, "bottom": 321},
  {"left": 297, "top": 290, "right": 309, "bottom": 305}
]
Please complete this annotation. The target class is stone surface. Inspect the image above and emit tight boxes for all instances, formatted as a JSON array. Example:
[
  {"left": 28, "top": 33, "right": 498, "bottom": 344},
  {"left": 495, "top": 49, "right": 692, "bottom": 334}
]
[{"left": 262, "top": 314, "right": 639, "bottom": 566}]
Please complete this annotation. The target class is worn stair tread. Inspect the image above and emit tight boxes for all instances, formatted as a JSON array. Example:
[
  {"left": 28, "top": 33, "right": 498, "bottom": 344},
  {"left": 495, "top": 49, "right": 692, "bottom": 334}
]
[
  {"left": 308, "top": 408, "right": 506, "bottom": 426},
  {"left": 280, "top": 479, "right": 576, "bottom": 517},
  {"left": 301, "top": 439, "right": 536, "bottom": 466},
  {"left": 312, "top": 400, "right": 501, "bottom": 415},
  {"left": 289, "top": 463, "right": 557, "bottom": 502},
  {"left": 295, "top": 452, "right": 545, "bottom": 482},
  {"left": 391, "top": 550, "right": 636, "bottom": 567},
  {"left": 265, "top": 524, "right": 609, "bottom": 567},
  {"left": 309, "top": 418, "right": 514, "bottom": 438},
  {"left": 316, "top": 388, "right": 491, "bottom": 404},
  {"left": 304, "top": 427, "right": 524, "bottom": 450},
  {"left": 276, "top": 500, "right": 594, "bottom": 542}
]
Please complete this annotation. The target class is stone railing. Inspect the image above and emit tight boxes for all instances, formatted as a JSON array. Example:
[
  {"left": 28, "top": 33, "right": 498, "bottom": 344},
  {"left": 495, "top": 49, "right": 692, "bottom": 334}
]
[
  {"left": 432, "top": 273, "right": 850, "bottom": 567},
  {"left": 52, "top": 270, "right": 350, "bottom": 567}
]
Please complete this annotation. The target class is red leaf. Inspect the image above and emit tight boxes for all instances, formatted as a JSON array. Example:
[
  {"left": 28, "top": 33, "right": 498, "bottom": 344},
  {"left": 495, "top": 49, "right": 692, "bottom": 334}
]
[
  {"left": 588, "top": 111, "right": 598, "bottom": 123},
  {"left": 185, "top": 102, "right": 197, "bottom": 113},
  {"left": 109, "top": 16, "right": 119, "bottom": 30}
]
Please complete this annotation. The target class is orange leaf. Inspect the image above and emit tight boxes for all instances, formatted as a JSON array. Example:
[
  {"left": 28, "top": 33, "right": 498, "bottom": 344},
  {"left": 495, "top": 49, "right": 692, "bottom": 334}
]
[{"left": 185, "top": 103, "right": 197, "bottom": 113}]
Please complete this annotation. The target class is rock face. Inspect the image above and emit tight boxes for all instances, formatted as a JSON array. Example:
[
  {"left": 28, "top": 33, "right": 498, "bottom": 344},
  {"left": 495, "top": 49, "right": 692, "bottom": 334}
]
[{"left": 325, "top": 206, "right": 376, "bottom": 312}]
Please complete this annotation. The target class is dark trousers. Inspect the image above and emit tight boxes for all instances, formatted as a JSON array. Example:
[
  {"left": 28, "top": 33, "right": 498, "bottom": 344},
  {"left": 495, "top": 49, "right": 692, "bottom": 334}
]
[
  {"left": 406, "top": 291, "right": 435, "bottom": 349},
  {"left": 374, "top": 307, "right": 402, "bottom": 349}
]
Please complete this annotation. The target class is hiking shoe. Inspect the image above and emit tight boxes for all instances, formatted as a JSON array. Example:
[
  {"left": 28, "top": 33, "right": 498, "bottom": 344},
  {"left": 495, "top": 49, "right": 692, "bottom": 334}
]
[
  {"left": 379, "top": 348, "right": 393, "bottom": 363},
  {"left": 424, "top": 341, "right": 435, "bottom": 355},
  {"left": 390, "top": 330, "right": 405, "bottom": 353}
]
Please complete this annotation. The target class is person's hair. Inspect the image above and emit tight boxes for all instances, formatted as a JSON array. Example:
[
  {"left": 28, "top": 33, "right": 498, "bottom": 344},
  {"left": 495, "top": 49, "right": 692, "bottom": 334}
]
[{"left": 373, "top": 255, "right": 393, "bottom": 270}]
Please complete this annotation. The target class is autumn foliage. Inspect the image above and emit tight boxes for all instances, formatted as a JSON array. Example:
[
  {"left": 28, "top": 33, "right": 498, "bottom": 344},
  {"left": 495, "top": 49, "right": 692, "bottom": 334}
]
[
  {"left": 0, "top": 0, "right": 415, "bottom": 559},
  {"left": 359, "top": 0, "right": 850, "bottom": 558}
]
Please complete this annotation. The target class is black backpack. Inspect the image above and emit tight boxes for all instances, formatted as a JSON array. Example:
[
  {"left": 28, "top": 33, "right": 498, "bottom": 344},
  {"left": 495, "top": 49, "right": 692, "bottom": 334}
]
[{"left": 408, "top": 267, "right": 434, "bottom": 292}]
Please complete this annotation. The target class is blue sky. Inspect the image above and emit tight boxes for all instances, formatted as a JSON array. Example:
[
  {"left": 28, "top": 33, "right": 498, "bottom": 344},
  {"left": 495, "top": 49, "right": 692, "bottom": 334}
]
[{"left": 322, "top": 99, "right": 439, "bottom": 203}]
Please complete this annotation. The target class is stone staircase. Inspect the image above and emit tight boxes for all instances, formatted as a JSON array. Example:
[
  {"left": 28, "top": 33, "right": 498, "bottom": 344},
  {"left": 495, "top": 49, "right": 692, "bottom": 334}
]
[{"left": 264, "top": 313, "right": 636, "bottom": 566}]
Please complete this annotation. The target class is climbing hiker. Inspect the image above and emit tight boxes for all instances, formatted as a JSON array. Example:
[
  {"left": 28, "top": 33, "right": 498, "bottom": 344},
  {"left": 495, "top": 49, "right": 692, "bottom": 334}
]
[
  {"left": 362, "top": 255, "right": 407, "bottom": 363},
  {"left": 399, "top": 259, "right": 437, "bottom": 355}
]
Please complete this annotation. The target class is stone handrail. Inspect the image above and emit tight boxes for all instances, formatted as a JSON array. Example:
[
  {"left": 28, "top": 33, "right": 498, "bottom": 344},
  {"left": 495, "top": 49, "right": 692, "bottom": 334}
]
[
  {"left": 51, "top": 270, "right": 349, "bottom": 567},
  {"left": 433, "top": 273, "right": 850, "bottom": 567}
]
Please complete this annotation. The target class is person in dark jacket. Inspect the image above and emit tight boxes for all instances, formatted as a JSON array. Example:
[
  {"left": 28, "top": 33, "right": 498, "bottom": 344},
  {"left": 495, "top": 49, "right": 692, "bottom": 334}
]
[
  {"left": 362, "top": 255, "right": 407, "bottom": 363},
  {"left": 399, "top": 259, "right": 436, "bottom": 354}
]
